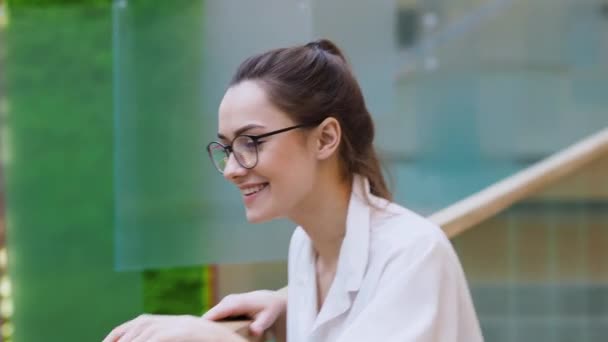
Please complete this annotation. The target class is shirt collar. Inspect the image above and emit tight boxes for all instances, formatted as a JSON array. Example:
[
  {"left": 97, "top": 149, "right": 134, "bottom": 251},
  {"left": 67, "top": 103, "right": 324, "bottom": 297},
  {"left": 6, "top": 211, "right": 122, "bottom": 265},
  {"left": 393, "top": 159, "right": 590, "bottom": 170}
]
[
  {"left": 295, "top": 174, "right": 373, "bottom": 286},
  {"left": 307, "top": 174, "right": 373, "bottom": 330},
  {"left": 338, "top": 174, "right": 371, "bottom": 292}
]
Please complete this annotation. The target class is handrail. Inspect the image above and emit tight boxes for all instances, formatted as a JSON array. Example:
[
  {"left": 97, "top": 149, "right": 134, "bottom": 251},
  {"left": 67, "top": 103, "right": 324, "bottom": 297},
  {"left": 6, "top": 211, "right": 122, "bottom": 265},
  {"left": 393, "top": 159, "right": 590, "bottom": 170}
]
[
  {"left": 219, "top": 126, "right": 608, "bottom": 340},
  {"left": 430, "top": 126, "right": 608, "bottom": 237}
]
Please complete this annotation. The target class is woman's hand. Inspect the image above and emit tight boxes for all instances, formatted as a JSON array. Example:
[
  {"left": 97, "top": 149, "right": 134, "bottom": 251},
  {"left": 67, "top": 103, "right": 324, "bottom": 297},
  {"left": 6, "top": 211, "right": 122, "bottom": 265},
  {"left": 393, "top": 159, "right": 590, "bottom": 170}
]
[
  {"left": 202, "top": 289, "right": 287, "bottom": 339},
  {"left": 102, "top": 314, "right": 247, "bottom": 342}
]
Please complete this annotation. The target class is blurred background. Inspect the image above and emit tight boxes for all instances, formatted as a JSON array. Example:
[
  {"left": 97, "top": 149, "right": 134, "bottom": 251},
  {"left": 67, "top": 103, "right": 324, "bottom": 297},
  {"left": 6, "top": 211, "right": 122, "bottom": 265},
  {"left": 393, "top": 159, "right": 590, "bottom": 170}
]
[{"left": 0, "top": 0, "right": 607, "bottom": 341}]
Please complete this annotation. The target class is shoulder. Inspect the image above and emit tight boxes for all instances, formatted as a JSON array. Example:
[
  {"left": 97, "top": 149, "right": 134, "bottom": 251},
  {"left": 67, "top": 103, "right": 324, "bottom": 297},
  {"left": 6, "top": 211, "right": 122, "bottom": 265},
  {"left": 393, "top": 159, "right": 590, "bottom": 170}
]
[
  {"left": 369, "top": 201, "right": 455, "bottom": 267},
  {"left": 288, "top": 227, "right": 310, "bottom": 264},
  {"left": 289, "top": 226, "right": 308, "bottom": 249}
]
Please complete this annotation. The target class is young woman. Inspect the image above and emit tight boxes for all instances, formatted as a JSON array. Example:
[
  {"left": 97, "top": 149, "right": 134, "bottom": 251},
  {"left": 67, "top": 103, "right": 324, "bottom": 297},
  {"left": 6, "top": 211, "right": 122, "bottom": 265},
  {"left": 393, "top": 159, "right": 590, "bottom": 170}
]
[{"left": 104, "top": 39, "right": 483, "bottom": 342}]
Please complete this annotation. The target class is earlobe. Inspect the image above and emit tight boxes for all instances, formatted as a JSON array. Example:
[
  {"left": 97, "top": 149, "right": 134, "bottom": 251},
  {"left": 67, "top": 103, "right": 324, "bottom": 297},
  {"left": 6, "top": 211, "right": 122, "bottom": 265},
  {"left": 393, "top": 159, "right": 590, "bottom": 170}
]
[{"left": 316, "top": 118, "right": 341, "bottom": 160}]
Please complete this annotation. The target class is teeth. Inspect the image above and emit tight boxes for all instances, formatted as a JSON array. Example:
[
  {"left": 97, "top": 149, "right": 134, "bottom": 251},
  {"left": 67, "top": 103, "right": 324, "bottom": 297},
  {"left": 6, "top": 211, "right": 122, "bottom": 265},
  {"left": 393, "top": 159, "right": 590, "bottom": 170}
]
[{"left": 242, "top": 183, "right": 267, "bottom": 196}]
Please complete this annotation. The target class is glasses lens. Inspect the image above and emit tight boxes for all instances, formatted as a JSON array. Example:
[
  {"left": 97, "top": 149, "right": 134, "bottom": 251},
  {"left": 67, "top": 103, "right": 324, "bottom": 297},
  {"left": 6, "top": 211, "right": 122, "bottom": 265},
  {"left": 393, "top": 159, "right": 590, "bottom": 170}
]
[
  {"left": 208, "top": 143, "right": 228, "bottom": 173},
  {"left": 232, "top": 135, "right": 258, "bottom": 168}
]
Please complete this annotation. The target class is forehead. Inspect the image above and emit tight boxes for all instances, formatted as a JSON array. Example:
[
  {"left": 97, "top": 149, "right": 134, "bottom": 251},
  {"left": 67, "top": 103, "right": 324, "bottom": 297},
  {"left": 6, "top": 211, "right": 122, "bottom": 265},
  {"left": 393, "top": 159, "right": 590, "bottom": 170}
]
[{"left": 218, "top": 80, "right": 292, "bottom": 134}]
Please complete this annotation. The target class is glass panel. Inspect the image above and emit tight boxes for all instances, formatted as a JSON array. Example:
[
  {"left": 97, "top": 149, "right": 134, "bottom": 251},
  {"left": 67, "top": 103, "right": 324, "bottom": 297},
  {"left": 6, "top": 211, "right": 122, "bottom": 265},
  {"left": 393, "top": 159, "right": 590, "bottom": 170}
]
[
  {"left": 113, "top": 0, "right": 309, "bottom": 270},
  {"left": 454, "top": 153, "right": 608, "bottom": 341},
  {"left": 391, "top": 0, "right": 608, "bottom": 215},
  {"left": 114, "top": 0, "right": 608, "bottom": 264}
]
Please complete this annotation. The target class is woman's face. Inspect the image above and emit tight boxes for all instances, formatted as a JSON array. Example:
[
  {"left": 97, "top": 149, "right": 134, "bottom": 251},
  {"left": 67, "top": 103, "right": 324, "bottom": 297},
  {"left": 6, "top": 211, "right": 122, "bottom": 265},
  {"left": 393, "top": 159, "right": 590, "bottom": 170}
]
[{"left": 217, "top": 80, "right": 317, "bottom": 223}]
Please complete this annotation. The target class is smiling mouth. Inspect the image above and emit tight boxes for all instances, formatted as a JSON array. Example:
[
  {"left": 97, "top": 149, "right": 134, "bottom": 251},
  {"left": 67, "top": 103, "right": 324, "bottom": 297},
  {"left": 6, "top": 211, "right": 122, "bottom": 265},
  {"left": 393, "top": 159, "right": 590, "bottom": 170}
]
[{"left": 242, "top": 183, "right": 269, "bottom": 196}]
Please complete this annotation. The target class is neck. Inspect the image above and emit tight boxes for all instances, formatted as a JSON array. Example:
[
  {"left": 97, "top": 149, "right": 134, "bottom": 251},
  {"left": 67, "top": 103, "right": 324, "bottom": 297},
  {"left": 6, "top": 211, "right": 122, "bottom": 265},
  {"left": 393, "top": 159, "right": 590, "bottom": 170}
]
[{"left": 289, "top": 173, "right": 352, "bottom": 265}]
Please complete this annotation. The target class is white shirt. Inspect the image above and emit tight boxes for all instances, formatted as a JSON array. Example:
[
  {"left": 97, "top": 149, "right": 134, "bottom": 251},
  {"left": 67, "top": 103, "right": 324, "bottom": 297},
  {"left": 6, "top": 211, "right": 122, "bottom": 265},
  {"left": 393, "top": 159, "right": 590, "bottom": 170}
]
[{"left": 287, "top": 175, "right": 484, "bottom": 342}]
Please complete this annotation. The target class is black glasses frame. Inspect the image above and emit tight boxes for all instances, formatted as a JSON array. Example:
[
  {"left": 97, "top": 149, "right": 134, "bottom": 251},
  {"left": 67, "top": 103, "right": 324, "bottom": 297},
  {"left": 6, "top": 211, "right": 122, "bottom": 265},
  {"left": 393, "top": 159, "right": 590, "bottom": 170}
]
[{"left": 207, "top": 120, "right": 322, "bottom": 173}]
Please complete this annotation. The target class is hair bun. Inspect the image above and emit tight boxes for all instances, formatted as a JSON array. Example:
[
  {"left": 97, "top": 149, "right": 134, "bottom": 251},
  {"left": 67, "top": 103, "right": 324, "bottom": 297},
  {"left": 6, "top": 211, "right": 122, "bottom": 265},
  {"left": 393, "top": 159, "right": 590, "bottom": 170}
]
[{"left": 306, "top": 39, "right": 346, "bottom": 62}]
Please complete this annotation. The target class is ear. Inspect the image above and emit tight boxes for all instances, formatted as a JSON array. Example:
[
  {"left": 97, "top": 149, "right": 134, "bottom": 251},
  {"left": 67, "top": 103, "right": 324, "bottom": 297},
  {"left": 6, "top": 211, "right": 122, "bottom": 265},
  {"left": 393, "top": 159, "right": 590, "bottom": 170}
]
[{"left": 315, "top": 117, "right": 341, "bottom": 160}]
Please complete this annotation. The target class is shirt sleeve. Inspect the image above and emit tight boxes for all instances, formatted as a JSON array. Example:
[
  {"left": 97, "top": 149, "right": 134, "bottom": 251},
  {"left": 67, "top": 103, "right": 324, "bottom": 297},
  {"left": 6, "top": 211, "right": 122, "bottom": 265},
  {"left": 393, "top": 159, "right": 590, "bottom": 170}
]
[{"left": 337, "top": 233, "right": 484, "bottom": 342}]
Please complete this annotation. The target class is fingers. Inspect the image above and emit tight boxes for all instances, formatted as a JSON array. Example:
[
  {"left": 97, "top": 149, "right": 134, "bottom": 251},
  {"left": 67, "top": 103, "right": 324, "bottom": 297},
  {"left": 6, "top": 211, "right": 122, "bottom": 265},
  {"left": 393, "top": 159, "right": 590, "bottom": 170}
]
[
  {"left": 201, "top": 305, "right": 227, "bottom": 321},
  {"left": 102, "top": 319, "right": 132, "bottom": 342},
  {"left": 116, "top": 315, "right": 154, "bottom": 342},
  {"left": 129, "top": 327, "right": 157, "bottom": 342},
  {"left": 116, "top": 326, "right": 144, "bottom": 342},
  {"left": 103, "top": 315, "right": 154, "bottom": 342},
  {"left": 202, "top": 294, "right": 255, "bottom": 321},
  {"left": 203, "top": 290, "right": 285, "bottom": 338},
  {"left": 249, "top": 308, "right": 278, "bottom": 336}
]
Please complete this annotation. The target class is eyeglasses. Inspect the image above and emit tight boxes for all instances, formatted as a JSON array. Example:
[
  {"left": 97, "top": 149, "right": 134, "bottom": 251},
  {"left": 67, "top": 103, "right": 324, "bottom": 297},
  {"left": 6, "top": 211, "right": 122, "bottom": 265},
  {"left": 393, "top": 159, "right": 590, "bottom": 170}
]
[{"left": 207, "top": 121, "right": 321, "bottom": 174}]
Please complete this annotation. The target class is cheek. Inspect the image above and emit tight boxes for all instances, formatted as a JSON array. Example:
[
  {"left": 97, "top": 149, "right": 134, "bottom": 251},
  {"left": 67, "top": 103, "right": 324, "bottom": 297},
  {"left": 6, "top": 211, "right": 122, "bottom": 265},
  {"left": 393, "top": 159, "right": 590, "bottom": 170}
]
[
  {"left": 279, "top": 156, "right": 316, "bottom": 207},
  {"left": 259, "top": 138, "right": 313, "bottom": 174},
  {"left": 259, "top": 142, "right": 315, "bottom": 199}
]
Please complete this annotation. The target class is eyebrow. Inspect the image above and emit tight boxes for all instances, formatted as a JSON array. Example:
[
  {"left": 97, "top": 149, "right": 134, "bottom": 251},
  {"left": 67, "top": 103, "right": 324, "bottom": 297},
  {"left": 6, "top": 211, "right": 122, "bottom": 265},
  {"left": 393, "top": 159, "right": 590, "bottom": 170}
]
[{"left": 217, "top": 124, "right": 266, "bottom": 141}]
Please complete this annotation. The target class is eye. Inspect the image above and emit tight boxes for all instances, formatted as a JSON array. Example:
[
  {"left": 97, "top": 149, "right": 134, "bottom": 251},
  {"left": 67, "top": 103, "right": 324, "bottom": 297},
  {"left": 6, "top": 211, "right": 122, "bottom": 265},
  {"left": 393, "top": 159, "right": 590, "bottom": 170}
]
[
  {"left": 244, "top": 140, "right": 257, "bottom": 150},
  {"left": 234, "top": 136, "right": 263, "bottom": 152},
  {"left": 254, "top": 140, "right": 266, "bottom": 149}
]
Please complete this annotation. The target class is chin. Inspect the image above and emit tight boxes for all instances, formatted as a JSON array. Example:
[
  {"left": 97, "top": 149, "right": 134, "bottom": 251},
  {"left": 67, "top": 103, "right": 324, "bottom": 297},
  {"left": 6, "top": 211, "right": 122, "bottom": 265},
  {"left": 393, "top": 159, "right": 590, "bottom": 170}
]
[{"left": 245, "top": 208, "right": 280, "bottom": 224}]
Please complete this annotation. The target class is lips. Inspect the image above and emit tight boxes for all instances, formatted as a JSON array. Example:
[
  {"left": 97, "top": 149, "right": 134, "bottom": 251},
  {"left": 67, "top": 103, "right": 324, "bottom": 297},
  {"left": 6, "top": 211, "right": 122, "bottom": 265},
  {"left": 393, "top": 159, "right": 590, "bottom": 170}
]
[{"left": 240, "top": 183, "right": 269, "bottom": 196}]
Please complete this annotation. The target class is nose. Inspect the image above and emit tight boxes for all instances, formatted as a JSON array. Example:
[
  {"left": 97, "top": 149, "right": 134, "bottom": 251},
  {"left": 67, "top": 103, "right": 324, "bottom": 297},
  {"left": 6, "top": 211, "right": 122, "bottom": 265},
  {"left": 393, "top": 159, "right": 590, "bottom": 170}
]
[{"left": 223, "top": 152, "right": 247, "bottom": 181}]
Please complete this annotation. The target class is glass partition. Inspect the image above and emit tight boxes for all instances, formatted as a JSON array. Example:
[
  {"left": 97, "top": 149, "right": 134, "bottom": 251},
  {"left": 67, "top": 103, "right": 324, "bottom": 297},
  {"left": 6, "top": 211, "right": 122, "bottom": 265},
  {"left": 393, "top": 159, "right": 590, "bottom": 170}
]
[{"left": 454, "top": 153, "right": 608, "bottom": 341}]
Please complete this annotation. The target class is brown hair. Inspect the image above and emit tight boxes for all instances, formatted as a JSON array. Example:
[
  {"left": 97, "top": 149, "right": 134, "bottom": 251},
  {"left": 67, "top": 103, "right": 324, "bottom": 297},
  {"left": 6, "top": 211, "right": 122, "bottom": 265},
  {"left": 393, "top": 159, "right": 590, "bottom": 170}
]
[{"left": 229, "top": 39, "right": 392, "bottom": 201}]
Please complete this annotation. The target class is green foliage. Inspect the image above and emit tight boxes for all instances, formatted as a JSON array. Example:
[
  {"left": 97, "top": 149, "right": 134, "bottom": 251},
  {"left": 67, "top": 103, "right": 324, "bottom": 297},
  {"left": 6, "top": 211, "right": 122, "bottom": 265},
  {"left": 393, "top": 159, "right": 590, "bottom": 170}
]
[
  {"left": 7, "top": 0, "right": 110, "bottom": 7},
  {"left": 143, "top": 266, "right": 205, "bottom": 315},
  {"left": 4, "top": 4, "right": 143, "bottom": 342}
]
